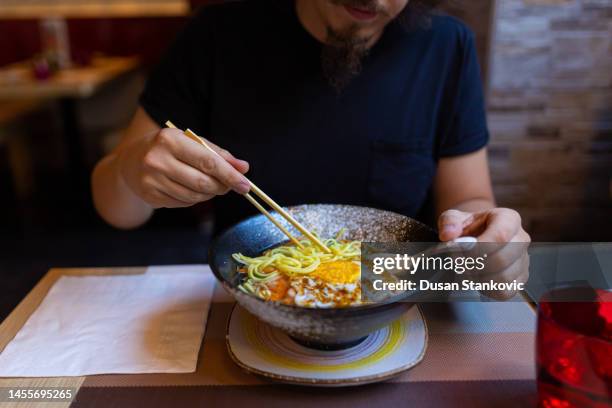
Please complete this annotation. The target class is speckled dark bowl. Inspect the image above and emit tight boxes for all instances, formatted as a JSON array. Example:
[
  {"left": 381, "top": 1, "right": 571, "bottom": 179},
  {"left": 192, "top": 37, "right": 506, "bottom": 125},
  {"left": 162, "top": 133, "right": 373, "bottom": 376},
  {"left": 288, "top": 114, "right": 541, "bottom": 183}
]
[{"left": 209, "top": 204, "right": 438, "bottom": 349}]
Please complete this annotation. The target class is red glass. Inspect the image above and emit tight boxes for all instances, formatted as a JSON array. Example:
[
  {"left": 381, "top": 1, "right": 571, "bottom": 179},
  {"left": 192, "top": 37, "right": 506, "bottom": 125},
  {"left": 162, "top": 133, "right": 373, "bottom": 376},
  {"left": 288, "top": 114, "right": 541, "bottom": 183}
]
[{"left": 537, "top": 288, "right": 612, "bottom": 408}]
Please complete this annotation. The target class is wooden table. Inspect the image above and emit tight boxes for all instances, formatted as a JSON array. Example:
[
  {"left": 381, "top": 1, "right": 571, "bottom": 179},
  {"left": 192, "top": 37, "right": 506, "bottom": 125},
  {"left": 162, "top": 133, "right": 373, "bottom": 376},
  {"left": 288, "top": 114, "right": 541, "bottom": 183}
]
[
  {"left": 0, "top": 1, "right": 189, "bottom": 19},
  {"left": 0, "top": 266, "right": 540, "bottom": 408},
  {"left": 0, "top": 57, "right": 139, "bottom": 101},
  {"left": 0, "top": 56, "right": 139, "bottom": 183},
  {"left": 0, "top": 101, "right": 42, "bottom": 126}
]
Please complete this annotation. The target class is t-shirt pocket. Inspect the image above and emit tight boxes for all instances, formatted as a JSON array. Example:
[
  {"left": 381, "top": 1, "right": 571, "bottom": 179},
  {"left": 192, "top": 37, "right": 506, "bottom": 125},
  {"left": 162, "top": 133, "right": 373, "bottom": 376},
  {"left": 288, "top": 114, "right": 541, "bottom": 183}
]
[{"left": 367, "top": 139, "right": 435, "bottom": 216}]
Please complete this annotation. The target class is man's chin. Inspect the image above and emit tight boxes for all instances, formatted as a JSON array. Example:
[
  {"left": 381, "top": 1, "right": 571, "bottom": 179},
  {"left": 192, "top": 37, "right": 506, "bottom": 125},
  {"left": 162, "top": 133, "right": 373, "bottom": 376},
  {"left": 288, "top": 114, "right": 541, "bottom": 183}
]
[{"left": 327, "top": 24, "right": 372, "bottom": 47}]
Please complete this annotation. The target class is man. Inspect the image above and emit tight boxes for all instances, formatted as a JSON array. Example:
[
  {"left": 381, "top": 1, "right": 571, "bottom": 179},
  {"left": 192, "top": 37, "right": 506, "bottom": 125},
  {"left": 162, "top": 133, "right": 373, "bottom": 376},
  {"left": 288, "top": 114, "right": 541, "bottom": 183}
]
[{"left": 92, "top": 0, "right": 530, "bottom": 294}]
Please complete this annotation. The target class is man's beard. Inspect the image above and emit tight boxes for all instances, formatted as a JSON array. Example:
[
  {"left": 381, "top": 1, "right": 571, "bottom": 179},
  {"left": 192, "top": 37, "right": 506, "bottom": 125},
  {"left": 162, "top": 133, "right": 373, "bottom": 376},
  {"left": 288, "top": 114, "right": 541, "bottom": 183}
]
[
  {"left": 319, "top": 0, "right": 436, "bottom": 91},
  {"left": 321, "top": 25, "right": 371, "bottom": 92},
  {"left": 320, "top": 0, "right": 389, "bottom": 92}
]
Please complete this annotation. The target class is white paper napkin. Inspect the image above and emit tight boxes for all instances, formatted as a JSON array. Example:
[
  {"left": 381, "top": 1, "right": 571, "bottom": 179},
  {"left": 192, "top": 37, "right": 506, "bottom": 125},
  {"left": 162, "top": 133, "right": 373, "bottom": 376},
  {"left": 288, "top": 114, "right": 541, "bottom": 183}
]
[{"left": 0, "top": 265, "right": 215, "bottom": 377}]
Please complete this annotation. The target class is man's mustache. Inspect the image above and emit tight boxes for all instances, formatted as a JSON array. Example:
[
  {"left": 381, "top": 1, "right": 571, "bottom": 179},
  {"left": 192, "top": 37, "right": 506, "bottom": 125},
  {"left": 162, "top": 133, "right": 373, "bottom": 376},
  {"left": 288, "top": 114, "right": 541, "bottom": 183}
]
[{"left": 329, "top": 0, "right": 389, "bottom": 16}]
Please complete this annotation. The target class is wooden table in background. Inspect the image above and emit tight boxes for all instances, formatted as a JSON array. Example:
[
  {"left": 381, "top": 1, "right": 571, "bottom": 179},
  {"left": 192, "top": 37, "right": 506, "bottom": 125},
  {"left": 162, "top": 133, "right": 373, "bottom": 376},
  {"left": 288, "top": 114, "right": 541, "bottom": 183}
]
[
  {"left": 0, "top": 0, "right": 188, "bottom": 19},
  {"left": 0, "top": 56, "right": 139, "bottom": 101},
  {"left": 0, "top": 56, "right": 140, "bottom": 184}
]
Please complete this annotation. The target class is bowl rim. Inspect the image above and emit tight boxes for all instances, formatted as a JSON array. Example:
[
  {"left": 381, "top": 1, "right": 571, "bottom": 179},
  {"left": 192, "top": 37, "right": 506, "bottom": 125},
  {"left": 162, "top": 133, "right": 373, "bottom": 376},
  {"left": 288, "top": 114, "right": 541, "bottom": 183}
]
[{"left": 208, "top": 203, "right": 438, "bottom": 314}]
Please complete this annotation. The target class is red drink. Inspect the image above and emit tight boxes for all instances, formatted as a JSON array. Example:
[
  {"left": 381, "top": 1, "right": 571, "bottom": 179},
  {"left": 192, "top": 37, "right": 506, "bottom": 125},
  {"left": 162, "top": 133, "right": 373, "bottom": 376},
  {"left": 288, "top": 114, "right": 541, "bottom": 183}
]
[{"left": 537, "top": 288, "right": 612, "bottom": 408}]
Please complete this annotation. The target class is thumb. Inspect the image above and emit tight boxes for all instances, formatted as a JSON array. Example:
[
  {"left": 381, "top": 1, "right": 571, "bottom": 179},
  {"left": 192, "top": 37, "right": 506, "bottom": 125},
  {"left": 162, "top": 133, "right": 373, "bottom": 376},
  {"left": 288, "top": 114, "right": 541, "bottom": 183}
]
[{"left": 438, "top": 209, "right": 473, "bottom": 242}]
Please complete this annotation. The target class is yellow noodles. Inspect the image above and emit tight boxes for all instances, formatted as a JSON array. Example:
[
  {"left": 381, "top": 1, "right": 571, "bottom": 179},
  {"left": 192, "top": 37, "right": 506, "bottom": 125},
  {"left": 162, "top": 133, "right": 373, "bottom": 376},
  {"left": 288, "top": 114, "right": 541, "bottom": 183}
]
[{"left": 231, "top": 231, "right": 361, "bottom": 305}]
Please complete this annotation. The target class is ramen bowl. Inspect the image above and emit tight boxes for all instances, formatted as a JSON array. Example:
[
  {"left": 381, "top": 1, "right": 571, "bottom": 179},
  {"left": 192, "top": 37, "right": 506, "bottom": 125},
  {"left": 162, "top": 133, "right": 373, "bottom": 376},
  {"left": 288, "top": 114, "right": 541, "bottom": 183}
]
[{"left": 209, "top": 204, "right": 439, "bottom": 349}]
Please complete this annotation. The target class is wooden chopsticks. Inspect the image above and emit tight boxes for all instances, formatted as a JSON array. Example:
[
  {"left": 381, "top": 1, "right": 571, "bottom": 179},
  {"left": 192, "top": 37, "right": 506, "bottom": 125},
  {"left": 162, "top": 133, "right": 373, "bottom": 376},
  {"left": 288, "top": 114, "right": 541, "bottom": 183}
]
[{"left": 165, "top": 121, "right": 332, "bottom": 253}]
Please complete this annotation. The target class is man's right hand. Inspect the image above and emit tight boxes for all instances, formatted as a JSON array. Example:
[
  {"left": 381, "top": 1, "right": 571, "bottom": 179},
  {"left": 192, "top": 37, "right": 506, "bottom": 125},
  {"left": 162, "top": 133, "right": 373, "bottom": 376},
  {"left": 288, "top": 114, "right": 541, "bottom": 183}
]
[{"left": 117, "top": 127, "right": 251, "bottom": 209}]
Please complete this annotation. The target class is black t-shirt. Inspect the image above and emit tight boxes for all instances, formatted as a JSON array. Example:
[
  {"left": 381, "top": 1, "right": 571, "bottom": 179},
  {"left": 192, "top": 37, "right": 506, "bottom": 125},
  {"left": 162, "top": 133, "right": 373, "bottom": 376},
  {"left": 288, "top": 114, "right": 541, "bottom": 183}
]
[{"left": 140, "top": 0, "right": 489, "bottom": 233}]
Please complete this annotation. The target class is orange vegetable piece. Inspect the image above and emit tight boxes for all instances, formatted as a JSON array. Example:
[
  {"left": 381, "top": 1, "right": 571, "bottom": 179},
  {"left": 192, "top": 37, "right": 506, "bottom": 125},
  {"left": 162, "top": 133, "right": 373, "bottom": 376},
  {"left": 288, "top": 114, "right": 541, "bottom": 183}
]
[{"left": 267, "top": 276, "right": 289, "bottom": 301}]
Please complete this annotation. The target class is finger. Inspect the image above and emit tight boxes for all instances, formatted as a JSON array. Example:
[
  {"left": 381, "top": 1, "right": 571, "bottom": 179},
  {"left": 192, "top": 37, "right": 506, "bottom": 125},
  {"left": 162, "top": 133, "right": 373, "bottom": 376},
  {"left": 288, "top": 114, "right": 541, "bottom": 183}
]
[
  {"left": 159, "top": 128, "right": 250, "bottom": 174},
  {"left": 486, "top": 251, "right": 530, "bottom": 285},
  {"left": 138, "top": 171, "right": 193, "bottom": 208},
  {"left": 169, "top": 136, "right": 250, "bottom": 194},
  {"left": 481, "top": 260, "right": 530, "bottom": 300},
  {"left": 204, "top": 138, "right": 250, "bottom": 174},
  {"left": 148, "top": 189, "right": 193, "bottom": 209},
  {"left": 477, "top": 208, "right": 523, "bottom": 243},
  {"left": 438, "top": 209, "right": 474, "bottom": 241},
  {"left": 162, "top": 158, "right": 231, "bottom": 196},
  {"left": 156, "top": 174, "right": 213, "bottom": 205},
  {"left": 477, "top": 234, "right": 531, "bottom": 279}
]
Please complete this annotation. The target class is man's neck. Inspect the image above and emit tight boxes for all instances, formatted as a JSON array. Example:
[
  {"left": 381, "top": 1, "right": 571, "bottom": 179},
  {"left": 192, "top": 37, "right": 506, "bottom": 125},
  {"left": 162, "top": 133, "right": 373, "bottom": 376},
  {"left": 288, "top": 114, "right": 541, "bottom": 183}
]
[{"left": 295, "top": 0, "right": 383, "bottom": 48}]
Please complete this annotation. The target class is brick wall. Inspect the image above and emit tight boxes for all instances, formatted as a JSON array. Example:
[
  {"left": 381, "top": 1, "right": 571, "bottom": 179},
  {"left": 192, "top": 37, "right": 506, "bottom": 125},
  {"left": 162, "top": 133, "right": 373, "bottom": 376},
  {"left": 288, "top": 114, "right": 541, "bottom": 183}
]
[{"left": 487, "top": 0, "right": 612, "bottom": 240}]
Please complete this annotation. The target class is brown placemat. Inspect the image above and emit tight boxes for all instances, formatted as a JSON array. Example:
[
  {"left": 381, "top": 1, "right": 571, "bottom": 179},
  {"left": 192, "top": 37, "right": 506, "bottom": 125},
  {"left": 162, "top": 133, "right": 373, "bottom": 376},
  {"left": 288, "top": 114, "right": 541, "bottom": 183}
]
[
  {"left": 82, "top": 297, "right": 536, "bottom": 387},
  {"left": 77, "top": 282, "right": 536, "bottom": 406},
  {"left": 73, "top": 381, "right": 536, "bottom": 408}
]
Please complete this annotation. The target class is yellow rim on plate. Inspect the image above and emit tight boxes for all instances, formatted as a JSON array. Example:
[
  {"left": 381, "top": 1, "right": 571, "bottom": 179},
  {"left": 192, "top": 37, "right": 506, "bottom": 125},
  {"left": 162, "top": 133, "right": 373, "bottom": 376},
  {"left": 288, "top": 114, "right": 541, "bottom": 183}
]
[{"left": 226, "top": 305, "right": 428, "bottom": 386}]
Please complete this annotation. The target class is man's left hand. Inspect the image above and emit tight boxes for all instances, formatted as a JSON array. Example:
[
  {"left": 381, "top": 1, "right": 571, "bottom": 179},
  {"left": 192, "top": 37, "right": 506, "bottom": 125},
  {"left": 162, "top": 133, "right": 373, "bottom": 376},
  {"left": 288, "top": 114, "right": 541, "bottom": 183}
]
[{"left": 437, "top": 208, "right": 531, "bottom": 299}]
